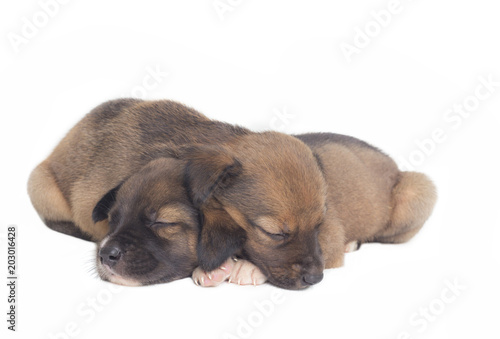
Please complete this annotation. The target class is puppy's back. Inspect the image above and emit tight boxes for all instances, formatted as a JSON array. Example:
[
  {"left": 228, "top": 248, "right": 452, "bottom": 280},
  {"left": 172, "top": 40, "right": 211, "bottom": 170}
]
[
  {"left": 296, "top": 133, "right": 436, "bottom": 252},
  {"left": 28, "top": 98, "right": 247, "bottom": 241}
]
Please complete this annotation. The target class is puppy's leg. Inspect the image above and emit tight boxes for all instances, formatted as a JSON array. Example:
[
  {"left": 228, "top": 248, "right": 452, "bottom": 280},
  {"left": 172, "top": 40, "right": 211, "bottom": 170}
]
[
  {"left": 192, "top": 258, "right": 235, "bottom": 287},
  {"left": 227, "top": 259, "right": 267, "bottom": 286},
  {"left": 28, "top": 161, "right": 93, "bottom": 241},
  {"left": 324, "top": 248, "right": 345, "bottom": 269},
  {"left": 374, "top": 172, "right": 437, "bottom": 244},
  {"left": 192, "top": 258, "right": 267, "bottom": 287},
  {"left": 320, "top": 208, "right": 347, "bottom": 269}
]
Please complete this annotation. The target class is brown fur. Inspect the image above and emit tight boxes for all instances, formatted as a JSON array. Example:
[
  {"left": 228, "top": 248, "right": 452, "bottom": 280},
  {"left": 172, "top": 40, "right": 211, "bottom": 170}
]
[
  {"left": 183, "top": 135, "right": 327, "bottom": 289},
  {"left": 27, "top": 98, "right": 248, "bottom": 285},
  {"left": 193, "top": 133, "right": 436, "bottom": 288},
  {"left": 27, "top": 99, "right": 328, "bottom": 288},
  {"left": 296, "top": 133, "right": 437, "bottom": 268},
  {"left": 28, "top": 99, "right": 436, "bottom": 289},
  {"left": 27, "top": 98, "right": 245, "bottom": 241},
  {"left": 94, "top": 158, "right": 200, "bottom": 285}
]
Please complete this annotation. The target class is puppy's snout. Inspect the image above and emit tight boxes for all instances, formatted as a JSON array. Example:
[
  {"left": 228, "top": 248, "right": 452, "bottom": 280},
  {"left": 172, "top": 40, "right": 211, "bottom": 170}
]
[
  {"left": 302, "top": 272, "right": 323, "bottom": 286},
  {"left": 99, "top": 243, "right": 122, "bottom": 267}
]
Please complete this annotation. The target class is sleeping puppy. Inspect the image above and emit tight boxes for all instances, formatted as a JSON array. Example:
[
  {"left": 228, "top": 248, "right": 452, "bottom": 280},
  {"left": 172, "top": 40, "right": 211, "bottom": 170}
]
[
  {"left": 28, "top": 98, "right": 247, "bottom": 242},
  {"left": 93, "top": 157, "right": 263, "bottom": 286},
  {"left": 92, "top": 157, "right": 199, "bottom": 286},
  {"left": 27, "top": 99, "right": 327, "bottom": 287},
  {"left": 182, "top": 136, "right": 327, "bottom": 289},
  {"left": 28, "top": 103, "right": 205, "bottom": 286},
  {"left": 193, "top": 132, "right": 437, "bottom": 289}
]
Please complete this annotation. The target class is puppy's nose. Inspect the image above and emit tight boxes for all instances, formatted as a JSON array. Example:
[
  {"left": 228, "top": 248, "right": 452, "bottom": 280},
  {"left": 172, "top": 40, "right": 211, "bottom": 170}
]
[
  {"left": 302, "top": 273, "right": 323, "bottom": 286},
  {"left": 99, "top": 244, "right": 122, "bottom": 267}
]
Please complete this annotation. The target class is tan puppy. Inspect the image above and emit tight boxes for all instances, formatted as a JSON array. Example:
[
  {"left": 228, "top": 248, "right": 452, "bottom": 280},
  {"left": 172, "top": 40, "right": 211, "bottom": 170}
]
[
  {"left": 194, "top": 133, "right": 437, "bottom": 287},
  {"left": 182, "top": 136, "right": 327, "bottom": 289}
]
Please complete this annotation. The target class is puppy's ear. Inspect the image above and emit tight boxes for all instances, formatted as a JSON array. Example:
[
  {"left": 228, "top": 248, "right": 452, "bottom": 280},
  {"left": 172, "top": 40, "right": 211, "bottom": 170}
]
[
  {"left": 181, "top": 145, "right": 242, "bottom": 206},
  {"left": 179, "top": 145, "right": 245, "bottom": 270},
  {"left": 92, "top": 183, "right": 122, "bottom": 223},
  {"left": 197, "top": 208, "right": 246, "bottom": 271}
]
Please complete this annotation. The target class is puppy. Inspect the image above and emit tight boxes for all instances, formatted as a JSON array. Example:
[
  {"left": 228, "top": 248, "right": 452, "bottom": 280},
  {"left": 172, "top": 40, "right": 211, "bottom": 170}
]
[
  {"left": 28, "top": 99, "right": 246, "bottom": 242},
  {"left": 182, "top": 135, "right": 327, "bottom": 289},
  {"left": 28, "top": 99, "right": 327, "bottom": 287},
  {"left": 29, "top": 98, "right": 435, "bottom": 289},
  {"left": 194, "top": 132, "right": 437, "bottom": 288},
  {"left": 93, "top": 158, "right": 200, "bottom": 285}
]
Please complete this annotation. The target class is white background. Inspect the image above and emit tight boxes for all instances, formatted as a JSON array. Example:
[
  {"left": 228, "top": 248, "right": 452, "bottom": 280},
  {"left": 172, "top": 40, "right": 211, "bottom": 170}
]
[{"left": 1, "top": 0, "right": 499, "bottom": 338}]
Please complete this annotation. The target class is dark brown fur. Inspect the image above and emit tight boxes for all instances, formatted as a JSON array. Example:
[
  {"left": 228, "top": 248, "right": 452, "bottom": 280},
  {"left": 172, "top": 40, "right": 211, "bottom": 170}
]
[{"left": 94, "top": 158, "right": 199, "bottom": 285}]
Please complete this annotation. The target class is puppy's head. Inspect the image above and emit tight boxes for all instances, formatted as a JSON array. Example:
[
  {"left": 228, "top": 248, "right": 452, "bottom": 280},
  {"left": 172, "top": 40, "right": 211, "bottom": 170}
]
[
  {"left": 93, "top": 158, "right": 198, "bottom": 286},
  {"left": 184, "top": 132, "right": 327, "bottom": 290}
]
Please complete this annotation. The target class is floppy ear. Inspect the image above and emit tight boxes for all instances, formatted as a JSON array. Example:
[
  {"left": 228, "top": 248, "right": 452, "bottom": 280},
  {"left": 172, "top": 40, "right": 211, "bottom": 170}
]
[
  {"left": 181, "top": 145, "right": 242, "bottom": 206},
  {"left": 179, "top": 145, "right": 245, "bottom": 270},
  {"left": 92, "top": 183, "right": 122, "bottom": 223},
  {"left": 197, "top": 208, "right": 246, "bottom": 271}
]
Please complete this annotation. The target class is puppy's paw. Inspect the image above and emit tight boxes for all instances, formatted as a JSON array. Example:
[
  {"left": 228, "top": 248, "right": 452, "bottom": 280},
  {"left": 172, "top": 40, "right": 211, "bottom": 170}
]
[
  {"left": 228, "top": 259, "right": 267, "bottom": 286},
  {"left": 345, "top": 241, "right": 361, "bottom": 253},
  {"left": 192, "top": 258, "right": 235, "bottom": 287}
]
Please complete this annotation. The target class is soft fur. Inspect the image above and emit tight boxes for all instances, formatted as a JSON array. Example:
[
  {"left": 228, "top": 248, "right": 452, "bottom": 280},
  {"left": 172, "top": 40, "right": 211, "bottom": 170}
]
[
  {"left": 28, "top": 99, "right": 328, "bottom": 288},
  {"left": 28, "top": 99, "right": 436, "bottom": 289}
]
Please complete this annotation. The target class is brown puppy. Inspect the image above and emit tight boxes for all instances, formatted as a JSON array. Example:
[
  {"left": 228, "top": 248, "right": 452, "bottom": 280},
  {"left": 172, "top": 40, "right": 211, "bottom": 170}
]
[
  {"left": 93, "top": 158, "right": 199, "bottom": 286},
  {"left": 27, "top": 99, "right": 327, "bottom": 288},
  {"left": 183, "top": 136, "right": 326, "bottom": 289},
  {"left": 28, "top": 99, "right": 245, "bottom": 242},
  {"left": 194, "top": 133, "right": 437, "bottom": 288}
]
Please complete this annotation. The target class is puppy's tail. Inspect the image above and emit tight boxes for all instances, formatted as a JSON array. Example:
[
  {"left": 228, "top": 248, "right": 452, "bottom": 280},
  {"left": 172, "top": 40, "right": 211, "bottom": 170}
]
[{"left": 375, "top": 171, "right": 437, "bottom": 244}]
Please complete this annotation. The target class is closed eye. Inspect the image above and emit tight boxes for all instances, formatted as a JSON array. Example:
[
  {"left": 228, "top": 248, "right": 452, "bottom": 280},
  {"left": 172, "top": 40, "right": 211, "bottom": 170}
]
[
  {"left": 268, "top": 232, "right": 289, "bottom": 241},
  {"left": 259, "top": 227, "right": 289, "bottom": 241},
  {"left": 150, "top": 222, "right": 179, "bottom": 228},
  {"left": 246, "top": 216, "right": 290, "bottom": 241}
]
